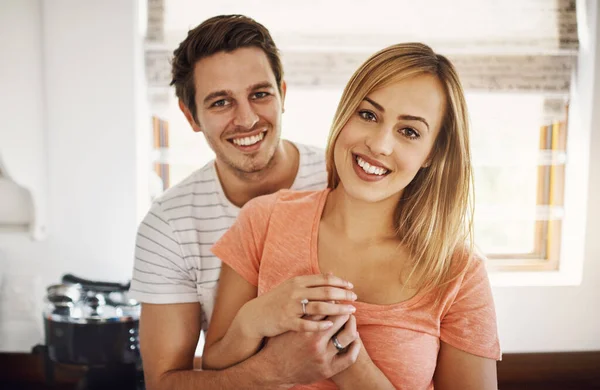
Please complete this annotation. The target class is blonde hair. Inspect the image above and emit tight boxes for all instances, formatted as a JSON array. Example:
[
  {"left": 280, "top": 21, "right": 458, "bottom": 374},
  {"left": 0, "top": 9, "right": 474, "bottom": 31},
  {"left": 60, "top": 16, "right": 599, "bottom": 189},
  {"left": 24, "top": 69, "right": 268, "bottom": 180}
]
[{"left": 325, "top": 43, "right": 474, "bottom": 296}]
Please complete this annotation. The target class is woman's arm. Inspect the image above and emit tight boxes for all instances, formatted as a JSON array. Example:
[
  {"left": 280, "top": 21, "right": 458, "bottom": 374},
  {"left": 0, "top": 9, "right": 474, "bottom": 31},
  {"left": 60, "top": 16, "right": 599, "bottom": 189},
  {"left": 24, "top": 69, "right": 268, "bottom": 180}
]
[
  {"left": 201, "top": 264, "right": 264, "bottom": 370},
  {"left": 202, "top": 265, "right": 358, "bottom": 370},
  {"left": 433, "top": 341, "right": 498, "bottom": 390}
]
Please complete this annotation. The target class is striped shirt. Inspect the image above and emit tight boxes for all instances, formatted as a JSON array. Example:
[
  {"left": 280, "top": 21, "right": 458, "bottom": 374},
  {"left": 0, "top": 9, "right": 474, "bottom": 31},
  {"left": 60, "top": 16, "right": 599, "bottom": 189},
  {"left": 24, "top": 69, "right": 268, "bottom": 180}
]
[{"left": 129, "top": 142, "right": 326, "bottom": 332}]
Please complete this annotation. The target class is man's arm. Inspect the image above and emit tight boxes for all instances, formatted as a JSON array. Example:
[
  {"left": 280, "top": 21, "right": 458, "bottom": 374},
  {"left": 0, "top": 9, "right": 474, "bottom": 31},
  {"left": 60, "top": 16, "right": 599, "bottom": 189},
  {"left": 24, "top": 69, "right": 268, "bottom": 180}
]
[
  {"left": 140, "top": 302, "right": 283, "bottom": 390},
  {"left": 139, "top": 302, "right": 360, "bottom": 390}
]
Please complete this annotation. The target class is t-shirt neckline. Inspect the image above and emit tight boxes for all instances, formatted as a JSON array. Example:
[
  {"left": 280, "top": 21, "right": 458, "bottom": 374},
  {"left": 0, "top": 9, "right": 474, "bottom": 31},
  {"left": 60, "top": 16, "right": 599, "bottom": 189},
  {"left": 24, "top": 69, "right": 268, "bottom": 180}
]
[
  {"left": 211, "top": 141, "right": 308, "bottom": 215},
  {"left": 309, "top": 188, "right": 428, "bottom": 312}
]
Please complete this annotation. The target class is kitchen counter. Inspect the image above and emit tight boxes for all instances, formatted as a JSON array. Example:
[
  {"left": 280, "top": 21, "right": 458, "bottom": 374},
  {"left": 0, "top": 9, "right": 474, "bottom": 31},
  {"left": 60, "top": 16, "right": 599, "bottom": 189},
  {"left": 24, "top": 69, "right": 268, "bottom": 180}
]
[
  {"left": 0, "top": 348, "right": 144, "bottom": 390},
  {"left": 0, "top": 350, "right": 83, "bottom": 389},
  {"left": 2, "top": 349, "right": 599, "bottom": 389}
]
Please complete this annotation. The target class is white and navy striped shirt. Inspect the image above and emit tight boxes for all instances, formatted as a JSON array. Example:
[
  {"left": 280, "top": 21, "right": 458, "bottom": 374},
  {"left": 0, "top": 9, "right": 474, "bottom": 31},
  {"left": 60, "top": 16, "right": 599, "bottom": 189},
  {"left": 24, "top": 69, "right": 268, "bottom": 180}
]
[{"left": 129, "top": 142, "right": 326, "bottom": 331}]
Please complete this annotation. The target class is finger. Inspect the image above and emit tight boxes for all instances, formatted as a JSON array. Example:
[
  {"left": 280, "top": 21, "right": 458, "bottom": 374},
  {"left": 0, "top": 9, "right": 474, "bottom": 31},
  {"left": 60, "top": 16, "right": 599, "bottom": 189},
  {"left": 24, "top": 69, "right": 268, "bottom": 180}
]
[
  {"left": 303, "top": 286, "right": 357, "bottom": 302},
  {"left": 302, "top": 314, "right": 323, "bottom": 321},
  {"left": 322, "top": 314, "right": 350, "bottom": 339},
  {"left": 307, "top": 300, "right": 337, "bottom": 321},
  {"left": 296, "top": 274, "right": 354, "bottom": 289},
  {"left": 329, "top": 315, "right": 358, "bottom": 353},
  {"left": 292, "top": 318, "right": 334, "bottom": 332},
  {"left": 332, "top": 338, "right": 361, "bottom": 373},
  {"left": 304, "top": 301, "right": 356, "bottom": 317}
]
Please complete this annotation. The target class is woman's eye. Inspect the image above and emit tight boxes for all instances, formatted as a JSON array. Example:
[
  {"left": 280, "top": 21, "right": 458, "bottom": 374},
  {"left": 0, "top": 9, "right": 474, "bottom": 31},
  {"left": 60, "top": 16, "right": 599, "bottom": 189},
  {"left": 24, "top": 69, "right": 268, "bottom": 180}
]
[
  {"left": 358, "top": 110, "right": 377, "bottom": 122},
  {"left": 400, "top": 127, "right": 420, "bottom": 139}
]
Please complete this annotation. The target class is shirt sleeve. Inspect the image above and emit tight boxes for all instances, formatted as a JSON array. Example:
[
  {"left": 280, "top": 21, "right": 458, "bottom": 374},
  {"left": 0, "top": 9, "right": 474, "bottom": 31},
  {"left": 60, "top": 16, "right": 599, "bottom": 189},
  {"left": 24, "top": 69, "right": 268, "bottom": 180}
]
[
  {"left": 440, "top": 256, "right": 501, "bottom": 360},
  {"left": 210, "top": 193, "right": 278, "bottom": 287},
  {"left": 128, "top": 202, "right": 198, "bottom": 304}
]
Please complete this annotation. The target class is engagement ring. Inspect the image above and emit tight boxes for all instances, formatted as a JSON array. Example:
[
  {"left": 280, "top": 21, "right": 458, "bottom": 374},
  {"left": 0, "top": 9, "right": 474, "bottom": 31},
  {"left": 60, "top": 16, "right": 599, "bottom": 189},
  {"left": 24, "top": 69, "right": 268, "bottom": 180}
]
[{"left": 300, "top": 298, "right": 309, "bottom": 315}]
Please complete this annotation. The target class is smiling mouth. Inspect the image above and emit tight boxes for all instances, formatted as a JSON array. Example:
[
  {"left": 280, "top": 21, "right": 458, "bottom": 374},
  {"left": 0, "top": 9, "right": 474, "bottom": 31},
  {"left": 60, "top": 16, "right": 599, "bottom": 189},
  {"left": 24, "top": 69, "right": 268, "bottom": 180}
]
[
  {"left": 228, "top": 130, "right": 267, "bottom": 147},
  {"left": 354, "top": 154, "right": 391, "bottom": 176}
]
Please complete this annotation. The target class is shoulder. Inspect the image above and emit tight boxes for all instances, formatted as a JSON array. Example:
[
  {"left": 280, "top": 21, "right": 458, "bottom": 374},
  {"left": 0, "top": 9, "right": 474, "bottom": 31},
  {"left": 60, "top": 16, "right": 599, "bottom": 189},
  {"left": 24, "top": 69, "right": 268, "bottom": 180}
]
[
  {"left": 146, "top": 162, "right": 221, "bottom": 221},
  {"left": 243, "top": 189, "right": 326, "bottom": 215},
  {"left": 291, "top": 142, "right": 328, "bottom": 191},
  {"left": 438, "top": 246, "right": 492, "bottom": 304},
  {"left": 295, "top": 142, "right": 325, "bottom": 158},
  {"left": 432, "top": 246, "right": 489, "bottom": 300},
  {"left": 296, "top": 143, "right": 325, "bottom": 169},
  {"left": 138, "top": 162, "right": 223, "bottom": 238},
  {"left": 456, "top": 247, "right": 488, "bottom": 280},
  {"left": 153, "top": 162, "right": 217, "bottom": 207},
  {"left": 239, "top": 189, "right": 328, "bottom": 231}
]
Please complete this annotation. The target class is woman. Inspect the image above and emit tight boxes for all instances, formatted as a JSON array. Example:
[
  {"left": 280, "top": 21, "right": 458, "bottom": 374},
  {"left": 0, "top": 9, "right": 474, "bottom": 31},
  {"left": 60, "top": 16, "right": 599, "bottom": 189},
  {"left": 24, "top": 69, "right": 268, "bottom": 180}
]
[{"left": 203, "top": 42, "right": 500, "bottom": 389}]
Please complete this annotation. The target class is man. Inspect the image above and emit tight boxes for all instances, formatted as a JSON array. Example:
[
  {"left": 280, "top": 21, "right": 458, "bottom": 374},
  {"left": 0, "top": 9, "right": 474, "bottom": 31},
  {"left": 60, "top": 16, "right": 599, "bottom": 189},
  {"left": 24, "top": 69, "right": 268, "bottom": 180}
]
[{"left": 129, "top": 15, "right": 358, "bottom": 389}]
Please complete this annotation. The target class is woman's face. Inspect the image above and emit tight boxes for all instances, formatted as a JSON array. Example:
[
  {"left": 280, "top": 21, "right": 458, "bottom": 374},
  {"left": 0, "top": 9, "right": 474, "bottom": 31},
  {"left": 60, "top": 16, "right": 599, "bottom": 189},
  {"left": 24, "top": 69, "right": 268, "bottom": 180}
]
[{"left": 333, "top": 74, "right": 446, "bottom": 205}]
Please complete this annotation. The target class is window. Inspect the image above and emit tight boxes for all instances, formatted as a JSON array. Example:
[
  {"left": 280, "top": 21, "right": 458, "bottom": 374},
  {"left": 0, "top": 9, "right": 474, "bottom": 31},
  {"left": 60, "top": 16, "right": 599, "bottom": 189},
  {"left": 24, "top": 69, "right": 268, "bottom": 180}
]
[{"left": 145, "top": 0, "right": 579, "bottom": 273}]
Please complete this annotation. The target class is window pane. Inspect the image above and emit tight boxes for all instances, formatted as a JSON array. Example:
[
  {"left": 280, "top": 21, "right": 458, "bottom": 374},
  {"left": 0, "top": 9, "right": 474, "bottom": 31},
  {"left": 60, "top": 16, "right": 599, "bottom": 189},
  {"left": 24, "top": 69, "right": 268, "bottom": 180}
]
[{"left": 467, "top": 93, "right": 546, "bottom": 255}]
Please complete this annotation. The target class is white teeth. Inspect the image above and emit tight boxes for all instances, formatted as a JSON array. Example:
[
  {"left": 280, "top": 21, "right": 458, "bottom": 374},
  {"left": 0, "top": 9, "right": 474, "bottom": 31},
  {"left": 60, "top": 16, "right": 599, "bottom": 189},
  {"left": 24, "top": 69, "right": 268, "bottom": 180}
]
[
  {"left": 232, "top": 132, "right": 265, "bottom": 146},
  {"left": 356, "top": 156, "right": 389, "bottom": 176}
]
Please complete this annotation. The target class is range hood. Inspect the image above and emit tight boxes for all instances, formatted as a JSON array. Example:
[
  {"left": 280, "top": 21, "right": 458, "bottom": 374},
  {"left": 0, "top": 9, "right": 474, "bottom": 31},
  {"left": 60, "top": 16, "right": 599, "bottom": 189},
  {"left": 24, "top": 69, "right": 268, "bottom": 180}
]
[{"left": 0, "top": 154, "right": 35, "bottom": 234}]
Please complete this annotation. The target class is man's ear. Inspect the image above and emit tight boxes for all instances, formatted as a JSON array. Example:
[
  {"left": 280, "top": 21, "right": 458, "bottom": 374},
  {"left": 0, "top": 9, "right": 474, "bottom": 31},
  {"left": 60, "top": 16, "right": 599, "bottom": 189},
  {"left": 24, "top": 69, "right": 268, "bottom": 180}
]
[
  {"left": 280, "top": 80, "right": 287, "bottom": 113},
  {"left": 178, "top": 99, "right": 202, "bottom": 133}
]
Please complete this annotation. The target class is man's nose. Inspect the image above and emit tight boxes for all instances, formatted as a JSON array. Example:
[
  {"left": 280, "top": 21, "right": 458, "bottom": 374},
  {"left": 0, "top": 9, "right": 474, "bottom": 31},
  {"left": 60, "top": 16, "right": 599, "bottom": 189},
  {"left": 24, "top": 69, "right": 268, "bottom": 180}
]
[{"left": 233, "top": 100, "right": 259, "bottom": 129}]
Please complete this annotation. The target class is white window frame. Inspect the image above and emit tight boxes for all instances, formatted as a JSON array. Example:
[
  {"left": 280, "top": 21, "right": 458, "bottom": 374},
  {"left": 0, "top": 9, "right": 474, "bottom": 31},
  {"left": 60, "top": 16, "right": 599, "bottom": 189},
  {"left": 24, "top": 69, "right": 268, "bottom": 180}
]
[{"left": 489, "top": 0, "right": 594, "bottom": 287}]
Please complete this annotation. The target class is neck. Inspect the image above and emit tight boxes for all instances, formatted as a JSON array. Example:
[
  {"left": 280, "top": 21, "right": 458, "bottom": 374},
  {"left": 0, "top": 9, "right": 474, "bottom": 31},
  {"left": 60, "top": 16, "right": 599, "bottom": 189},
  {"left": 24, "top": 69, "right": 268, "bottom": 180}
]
[
  {"left": 215, "top": 140, "right": 299, "bottom": 208},
  {"left": 323, "top": 186, "right": 400, "bottom": 244}
]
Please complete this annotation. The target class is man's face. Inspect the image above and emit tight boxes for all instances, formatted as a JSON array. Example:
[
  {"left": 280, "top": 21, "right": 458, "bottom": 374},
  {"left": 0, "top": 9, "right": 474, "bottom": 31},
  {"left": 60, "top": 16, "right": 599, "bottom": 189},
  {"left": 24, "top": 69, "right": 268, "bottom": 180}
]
[{"left": 181, "top": 47, "right": 286, "bottom": 175}]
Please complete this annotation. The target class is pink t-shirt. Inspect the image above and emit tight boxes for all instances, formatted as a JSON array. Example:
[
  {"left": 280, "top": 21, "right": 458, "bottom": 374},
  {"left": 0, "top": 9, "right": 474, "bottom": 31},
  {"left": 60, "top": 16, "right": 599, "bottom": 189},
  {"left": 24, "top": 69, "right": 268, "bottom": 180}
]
[{"left": 212, "top": 189, "right": 501, "bottom": 389}]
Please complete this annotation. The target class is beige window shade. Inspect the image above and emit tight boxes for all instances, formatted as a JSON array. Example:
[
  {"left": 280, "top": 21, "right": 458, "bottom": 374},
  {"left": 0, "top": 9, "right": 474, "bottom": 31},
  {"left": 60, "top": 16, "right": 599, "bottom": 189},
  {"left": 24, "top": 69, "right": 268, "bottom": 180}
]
[
  {"left": 146, "top": 0, "right": 164, "bottom": 42},
  {"left": 279, "top": 52, "right": 575, "bottom": 93},
  {"left": 145, "top": 0, "right": 578, "bottom": 94}
]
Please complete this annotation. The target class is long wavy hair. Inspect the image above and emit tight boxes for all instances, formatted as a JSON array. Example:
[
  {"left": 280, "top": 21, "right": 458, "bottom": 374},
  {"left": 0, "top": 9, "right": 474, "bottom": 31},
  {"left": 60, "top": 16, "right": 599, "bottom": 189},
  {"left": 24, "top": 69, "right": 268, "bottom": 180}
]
[{"left": 325, "top": 43, "right": 474, "bottom": 296}]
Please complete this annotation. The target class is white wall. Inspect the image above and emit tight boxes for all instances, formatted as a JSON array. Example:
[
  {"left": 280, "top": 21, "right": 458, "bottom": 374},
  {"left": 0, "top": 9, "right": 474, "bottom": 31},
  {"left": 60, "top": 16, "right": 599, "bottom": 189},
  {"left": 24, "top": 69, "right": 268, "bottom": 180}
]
[
  {"left": 0, "top": 0, "right": 145, "bottom": 351},
  {"left": 0, "top": 0, "right": 47, "bottom": 239}
]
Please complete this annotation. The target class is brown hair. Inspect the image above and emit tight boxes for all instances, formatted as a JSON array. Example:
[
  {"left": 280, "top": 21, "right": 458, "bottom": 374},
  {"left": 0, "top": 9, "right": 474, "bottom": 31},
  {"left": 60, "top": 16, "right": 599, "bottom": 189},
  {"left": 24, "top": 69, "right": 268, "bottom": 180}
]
[
  {"left": 326, "top": 43, "right": 474, "bottom": 297},
  {"left": 170, "top": 15, "right": 284, "bottom": 122}
]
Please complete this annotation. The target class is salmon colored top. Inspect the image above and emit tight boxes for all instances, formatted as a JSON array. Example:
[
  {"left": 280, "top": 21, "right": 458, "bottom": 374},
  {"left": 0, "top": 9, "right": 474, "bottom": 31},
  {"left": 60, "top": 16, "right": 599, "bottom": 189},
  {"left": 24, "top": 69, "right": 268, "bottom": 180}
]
[{"left": 212, "top": 189, "right": 501, "bottom": 390}]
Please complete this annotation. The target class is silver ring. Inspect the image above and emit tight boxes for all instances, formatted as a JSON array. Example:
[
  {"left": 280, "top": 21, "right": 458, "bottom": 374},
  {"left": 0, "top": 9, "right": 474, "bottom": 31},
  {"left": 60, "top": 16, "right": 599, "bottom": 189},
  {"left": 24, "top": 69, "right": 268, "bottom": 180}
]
[
  {"left": 300, "top": 298, "right": 309, "bottom": 315},
  {"left": 331, "top": 335, "right": 345, "bottom": 352}
]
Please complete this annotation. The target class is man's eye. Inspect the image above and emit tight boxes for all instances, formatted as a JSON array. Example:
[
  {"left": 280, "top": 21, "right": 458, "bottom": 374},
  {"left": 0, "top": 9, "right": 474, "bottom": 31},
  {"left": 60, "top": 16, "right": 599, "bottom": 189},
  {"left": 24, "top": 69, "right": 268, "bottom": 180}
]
[
  {"left": 253, "top": 92, "right": 269, "bottom": 99},
  {"left": 211, "top": 99, "right": 228, "bottom": 108},
  {"left": 358, "top": 110, "right": 377, "bottom": 122}
]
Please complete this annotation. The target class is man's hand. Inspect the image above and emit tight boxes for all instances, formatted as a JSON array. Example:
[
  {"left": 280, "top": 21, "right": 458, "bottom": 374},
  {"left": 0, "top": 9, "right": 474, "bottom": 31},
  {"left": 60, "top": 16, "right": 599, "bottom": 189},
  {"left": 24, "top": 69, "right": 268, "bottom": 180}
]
[
  {"left": 258, "top": 314, "right": 361, "bottom": 388},
  {"left": 330, "top": 315, "right": 396, "bottom": 390}
]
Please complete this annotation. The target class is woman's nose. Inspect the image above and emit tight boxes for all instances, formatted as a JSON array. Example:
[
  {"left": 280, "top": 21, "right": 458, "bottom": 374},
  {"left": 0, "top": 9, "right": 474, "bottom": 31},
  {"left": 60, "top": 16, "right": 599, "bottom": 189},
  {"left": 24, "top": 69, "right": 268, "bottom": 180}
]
[{"left": 365, "top": 128, "right": 394, "bottom": 156}]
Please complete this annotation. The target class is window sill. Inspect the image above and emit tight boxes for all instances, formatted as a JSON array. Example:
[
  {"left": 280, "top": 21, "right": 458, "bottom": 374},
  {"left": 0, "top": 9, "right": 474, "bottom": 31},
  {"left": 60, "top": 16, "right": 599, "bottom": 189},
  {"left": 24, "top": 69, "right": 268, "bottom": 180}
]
[{"left": 489, "top": 268, "right": 583, "bottom": 287}]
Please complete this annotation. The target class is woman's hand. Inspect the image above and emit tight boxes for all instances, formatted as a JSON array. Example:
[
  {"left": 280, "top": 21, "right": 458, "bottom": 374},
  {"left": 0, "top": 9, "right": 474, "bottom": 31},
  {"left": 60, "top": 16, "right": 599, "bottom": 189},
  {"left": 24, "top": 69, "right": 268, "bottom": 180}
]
[{"left": 240, "top": 274, "right": 358, "bottom": 339}]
